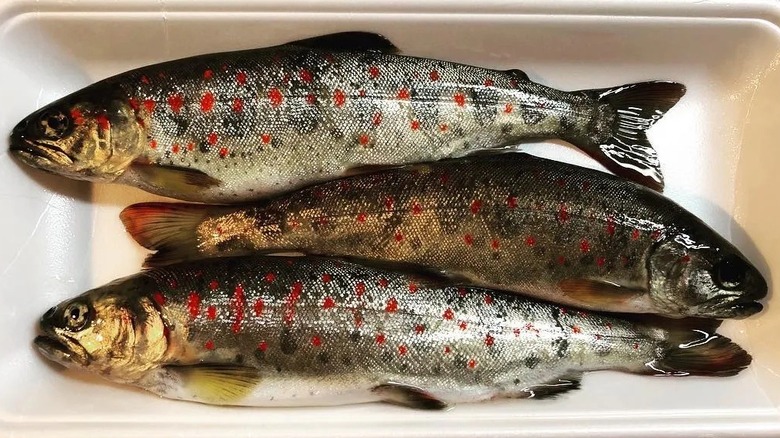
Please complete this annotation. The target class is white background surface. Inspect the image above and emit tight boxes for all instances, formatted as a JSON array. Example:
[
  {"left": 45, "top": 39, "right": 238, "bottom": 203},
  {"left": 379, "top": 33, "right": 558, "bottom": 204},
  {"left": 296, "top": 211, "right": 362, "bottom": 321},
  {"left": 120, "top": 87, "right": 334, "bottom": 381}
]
[{"left": 1, "top": 0, "right": 780, "bottom": 436}]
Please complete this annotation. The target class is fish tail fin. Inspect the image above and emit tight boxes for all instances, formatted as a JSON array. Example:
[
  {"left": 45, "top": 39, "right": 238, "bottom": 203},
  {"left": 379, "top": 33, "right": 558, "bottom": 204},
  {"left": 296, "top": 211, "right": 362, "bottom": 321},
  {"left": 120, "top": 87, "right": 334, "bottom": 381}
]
[
  {"left": 581, "top": 81, "right": 686, "bottom": 191},
  {"left": 644, "top": 318, "right": 751, "bottom": 377},
  {"left": 120, "top": 202, "right": 213, "bottom": 267}
]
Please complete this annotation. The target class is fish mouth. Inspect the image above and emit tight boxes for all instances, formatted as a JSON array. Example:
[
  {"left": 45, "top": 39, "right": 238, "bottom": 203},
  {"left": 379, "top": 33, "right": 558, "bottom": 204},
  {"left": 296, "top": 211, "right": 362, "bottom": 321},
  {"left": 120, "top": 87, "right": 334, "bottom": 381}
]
[
  {"left": 9, "top": 140, "right": 74, "bottom": 167},
  {"left": 703, "top": 298, "right": 764, "bottom": 319},
  {"left": 34, "top": 334, "right": 89, "bottom": 367}
]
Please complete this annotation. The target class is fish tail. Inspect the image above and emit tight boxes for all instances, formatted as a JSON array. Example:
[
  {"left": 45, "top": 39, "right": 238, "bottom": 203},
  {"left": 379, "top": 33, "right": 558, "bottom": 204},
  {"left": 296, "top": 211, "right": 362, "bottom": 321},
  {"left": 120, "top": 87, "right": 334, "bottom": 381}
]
[
  {"left": 644, "top": 318, "right": 751, "bottom": 377},
  {"left": 581, "top": 81, "right": 686, "bottom": 191},
  {"left": 120, "top": 202, "right": 213, "bottom": 267}
]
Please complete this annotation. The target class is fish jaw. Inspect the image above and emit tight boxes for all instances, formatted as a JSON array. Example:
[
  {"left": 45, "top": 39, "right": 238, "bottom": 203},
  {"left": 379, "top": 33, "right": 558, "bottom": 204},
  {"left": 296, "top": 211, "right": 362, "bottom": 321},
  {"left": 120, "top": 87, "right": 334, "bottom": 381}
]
[{"left": 33, "top": 334, "right": 90, "bottom": 368}]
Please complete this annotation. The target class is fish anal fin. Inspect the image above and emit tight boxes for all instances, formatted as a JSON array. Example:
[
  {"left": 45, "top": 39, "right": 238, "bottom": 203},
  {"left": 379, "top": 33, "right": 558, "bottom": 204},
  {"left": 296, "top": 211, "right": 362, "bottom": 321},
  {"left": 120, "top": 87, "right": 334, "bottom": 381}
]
[
  {"left": 373, "top": 383, "right": 449, "bottom": 410},
  {"left": 166, "top": 364, "right": 261, "bottom": 405},
  {"left": 516, "top": 374, "right": 582, "bottom": 400},
  {"left": 130, "top": 162, "right": 221, "bottom": 195},
  {"left": 289, "top": 32, "right": 399, "bottom": 54},
  {"left": 559, "top": 279, "right": 646, "bottom": 311}
]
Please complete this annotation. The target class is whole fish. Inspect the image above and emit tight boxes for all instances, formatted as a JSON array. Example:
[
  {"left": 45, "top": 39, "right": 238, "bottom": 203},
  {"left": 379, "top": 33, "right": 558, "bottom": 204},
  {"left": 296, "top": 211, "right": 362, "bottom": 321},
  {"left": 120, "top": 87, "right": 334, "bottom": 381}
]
[
  {"left": 10, "top": 32, "right": 684, "bottom": 203},
  {"left": 121, "top": 153, "right": 767, "bottom": 320},
  {"left": 34, "top": 256, "right": 749, "bottom": 408}
]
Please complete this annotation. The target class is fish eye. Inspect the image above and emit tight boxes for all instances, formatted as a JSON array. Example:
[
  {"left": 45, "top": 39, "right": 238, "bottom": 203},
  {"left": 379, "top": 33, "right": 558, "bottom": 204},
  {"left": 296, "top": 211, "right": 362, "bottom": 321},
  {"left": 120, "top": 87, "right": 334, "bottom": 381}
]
[
  {"left": 713, "top": 255, "right": 748, "bottom": 290},
  {"left": 37, "top": 110, "right": 71, "bottom": 139},
  {"left": 63, "top": 302, "right": 90, "bottom": 331}
]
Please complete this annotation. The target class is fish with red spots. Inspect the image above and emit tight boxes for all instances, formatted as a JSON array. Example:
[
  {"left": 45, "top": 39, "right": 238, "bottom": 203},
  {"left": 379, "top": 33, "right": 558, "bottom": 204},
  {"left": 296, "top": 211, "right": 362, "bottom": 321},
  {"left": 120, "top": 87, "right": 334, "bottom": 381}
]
[
  {"left": 34, "top": 256, "right": 750, "bottom": 408},
  {"left": 10, "top": 32, "right": 684, "bottom": 203}
]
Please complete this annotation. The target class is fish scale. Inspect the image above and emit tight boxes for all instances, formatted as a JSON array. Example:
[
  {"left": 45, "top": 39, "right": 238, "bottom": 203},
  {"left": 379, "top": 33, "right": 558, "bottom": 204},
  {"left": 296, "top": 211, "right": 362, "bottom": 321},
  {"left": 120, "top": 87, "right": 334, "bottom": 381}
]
[{"left": 35, "top": 255, "right": 751, "bottom": 408}]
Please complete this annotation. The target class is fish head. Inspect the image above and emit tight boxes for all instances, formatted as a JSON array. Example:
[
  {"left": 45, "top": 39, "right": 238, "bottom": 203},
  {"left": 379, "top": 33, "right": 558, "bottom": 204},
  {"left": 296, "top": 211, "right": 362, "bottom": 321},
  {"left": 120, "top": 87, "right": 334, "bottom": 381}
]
[
  {"left": 10, "top": 90, "right": 144, "bottom": 182},
  {"left": 648, "top": 231, "right": 767, "bottom": 319},
  {"left": 34, "top": 282, "right": 167, "bottom": 382}
]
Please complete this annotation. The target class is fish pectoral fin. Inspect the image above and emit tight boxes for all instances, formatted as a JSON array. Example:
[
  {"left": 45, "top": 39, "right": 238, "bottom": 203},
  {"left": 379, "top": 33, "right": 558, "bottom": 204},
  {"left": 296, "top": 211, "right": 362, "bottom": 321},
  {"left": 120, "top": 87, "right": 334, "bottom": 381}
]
[
  {"left": 130, "top": 162, "right": 221, "bottom": 194},
  {"left": 558, "top": 279, "right": 646, "bottom": 310},
  {"left": 516, "top": 373, "right": 582, "bottom": 400},
  {"left": 372, "top": 383, "right": 449, "bottom": 410},
  {"left": 166, "top": 364, "right": 261, "bottom": 405},
  {"left": 288, "top": 32, "right": 399, "bottom": 54}
]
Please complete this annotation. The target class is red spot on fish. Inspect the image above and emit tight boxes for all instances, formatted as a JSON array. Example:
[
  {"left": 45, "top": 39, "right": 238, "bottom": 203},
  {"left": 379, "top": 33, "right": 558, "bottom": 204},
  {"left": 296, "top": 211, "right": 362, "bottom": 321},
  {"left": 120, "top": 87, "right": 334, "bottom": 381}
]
[
  {"left": 268, "top": 88, "right": 283, "bottom": 107},
  {"left": 322, "top": 273, "right": 332, "bottom": 283},
  {"left": 470, "top": 199, "right": 482, "bottom": 214},
  {"left": 491, "top": 239, "right": 500, "bottom": 250},
  {"left": 359, "top": 89, "right": 367, "bottom": 97},
  {"left": 355, "top": 282, "right": 366, "bottom": 297},
  {"left": 368, "top": 65, "right": 380, "bottom": 78},
  {"left": 485, "top": 334, "right": 495, "bottom": 346},
  {"left": 580, "top": 239, "right": 591, "bottom": 253},
  {"left": 526, "top": 236, "right": 536, "bottom": 247},
  {"left": 149, "top": 140, "right": 157, "bottom": 149},
  {"left": 415, "top": 324, "right": 425, "bottom": 334},
  {"left": 386, "top": 297, "right": 399, "bottom": 313},
  {"left": 633, "top": 342, "right": 639, "bottom": 350},
  {"left": 354, "top": 314, "right": 363, "bottom": 328},
  {"left": 200, "top": 92, "right": 214, "bottom": 112},
  {"left": 558, "top": 204, "right": 569, "bottom": 223},
  {"left": 443, "top": 308, "right": 454, "bottom": 320},
  {"left": 504, "top": 103, "right": 514, "bottom": 114},
  {"left": 261, "top": 134, "right": 271, "bottom": 144},
  {"left": 606, "top": 215, "right": 616, "bottom": 236},
  {"left": 411, "top": 202, "right": 422, "bottom": 215},
  {"left": 219, "top": 147, "right": 228, "bottom": 158},
  {"left": 596, "top": 256, "right": 606, "bottom": 267},
  {"left": 458, "top": 287, "right": 467, "bottom": 297},
  {"left": 484, "top": 78, "right": 494, "bottom": 87},
  {"left": 128, "top": 98, "right": 139, "bottom": 111},
  {"left": 485, "top": 295, "right": 494, "bottom": 305},
  {"left": 463, "top": 234, "right": 474, "bottom": 246},
  {"left": 595, "top": 334, "right": 602, "bottom": 340},
  {"left": 467, "top": 359, "right": 477, "bottom": 369},
  {"left": 171, "top": 144, "right": 180, "bottom": 154},
  {"left": 409, "top": 282, "right": 418, "bottom": 293},
  {"left": 572, "top": 325, "right": 582, "bottom": 334},
  {"left": 70, "top": 109, "right": 84, "bottom": 125},
  {"left": 283, "top": 281, "right": 303, "bottom": 325},
  {"left": 510, "top": 79, "right": 519, "bottom": 88},
  {"left": 681, "top": 254, "right": 691, "bottom": 263},
  {"left": 235, "top": 71, "right": 247, "bottom": 85},
  {"left": 140, "top": 75, "right": 150, "bottom": 84},
  {"left": 410, "top": 120, "right": 421, "bottom": 130},
  {"left": 187, "top": 292, "right": 200, "bottom": 318},
  {"left": 306, "top": 93, "right": 317, "bottom": 105},
  {"left": 557, "top": 256, "right": 567, "bottom": 265},
  {"left": 582, "top": 181, "right": 592, "bottom": 191},
  {"left": 168, "top": 279, "right": 178, "bottom": 289},
  {"left": 439, "top": 173, "right": 449, "bottom": 185},
  {"left": 168, "top": 94, "right": 184, "bottom": 113},
  {"left": 203, "top": 69, "right": 213, "bottom": 79},
  {"left": 397, "top": 88, "right": 410, "bottom": 99},
  {"left": 204, "top": 340, "right": 215, "bottom": 350},
  {"left": 206, "top": 132, "right": 218, "bottom": 145},
  {"left": 506, "top": 196, "right": 518, "bottom": 209},
  {"left": 232, "top": 98, "right": 244, "bottom": 112},
  {"left": 372, "top": 112, "right": 382, "bottom": 126},
  {"left": 333, "top": 89, "right": 346, "bottom": 107},
  {"left": 356, "top": 212, "right": 368, "bottom": 223},
  {"left": 560, "top": 307, "right": 569, "bottom": 315},
  {"left": 207, "top": 305, "right": 217, "bottom": 320},
  {"left": 394, "top": 231, "right": 404, "bottom": 242},
  {"left": 96, "top": 114, "right": 110, "bottom": 131},
  {"left": 556, "top": 178, "right": 567, "bottom": 188},
  {"left": 439, "top": 124, "right": 449, "bottom": 132},
  {"left": 631, "top": 229, "right": 641, "bottom": 240},
  {"left": 187, "top": 142, "right": 195, "bottom": 151},
  {"left": 258, "top": 341, "right": 267, "bottom": 352},
  {"left": 651, "top": 229, "right": 663, "bottom": 241},
  {"left": 253, "top": 299, "right": 264, "bottom": 316},
  {"left": 143, "top": 99, "right": 156, "bottom": 113},
  {"left": 311, "top": 335, "right": 322, "bottom": 347},
  {"left": 152, "top": 292, "right": 166, "bottom": 306},
  {"left": 299, "top": 69, "right": 313, "bottom": 83},
  {"left": 605, "top": 323, "right": 613, "bottom": 330},
  {"left": 358, "top": 134, "right": 370, "bottom": 146},
  {"left": 621, "top": 255, "right": 631, "bottom": 267},
  {"left": 459, "top": 321, "right": 468, "bottom": 330},
  {"left": 231, "top": 284, "right": 245, "bottom": 334},
  {"left": 398, "top": 344, "right": 408, "bottom": 355},
  {"left": 264, "top": 272, "right": 276, "bottom": 283},
  {"left": 379, "top": 278, "right": 389, "bottom": 288},
  {"left": 317, "top": 215, "right": 329, "bottom": 226},
  {"left": 429, "top": 70, "right": 440, "bottom": 81},
  {"left": 375, "top": 333, "right": 386, "bottom": 345},
  {"left": 454, "top": 93, "right": 466, "bottom": 107},
  {"left": 444, "top": 346, "right": 452, "bottom": 354},
  {"left": 384, "top": 196, "right": 395, "bottom": 211}
]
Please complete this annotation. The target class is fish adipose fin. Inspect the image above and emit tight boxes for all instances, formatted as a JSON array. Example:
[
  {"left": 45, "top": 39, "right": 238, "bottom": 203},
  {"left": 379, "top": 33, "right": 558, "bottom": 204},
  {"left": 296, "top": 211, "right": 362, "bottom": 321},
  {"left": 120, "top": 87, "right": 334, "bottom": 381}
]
[
  {"left": 166, "top": 364, "right": 262, "bottom": 405},
  {"left": 645, "top": 319, "right": 751, "bottom": 377},
  {"left": 130, "top": 162, "right": 221, "bottom": 195},
  {"left": 581, "top": 81, "right": 686, "bottom": 191},
  {"left": 373, "top": 383, "right": 449, "bottom": 410},
  {"left": 515, "top": 373, "right": 582, "bottom": 400},
  {"left": 289, "top": 32, "right": 399, "bottom": 54}
]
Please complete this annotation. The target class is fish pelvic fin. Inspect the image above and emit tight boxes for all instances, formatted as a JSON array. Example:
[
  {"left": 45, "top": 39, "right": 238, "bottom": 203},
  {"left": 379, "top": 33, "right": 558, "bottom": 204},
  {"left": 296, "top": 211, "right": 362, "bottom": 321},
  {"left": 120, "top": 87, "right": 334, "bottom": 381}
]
[
  {"left": 120, "top": 202, "right": 213, "bottom": 267},
  {"left": 581, "top": 81, "right": 686, "bottom": 191},
  {"left": 646, "top": 323, "right": 751, "bottom": 377},
  {"left": 511, "top": 373, "right": 583, "bottom": 400},
  {"left": 372, "top": 383, "right": 449, "bottom": 410}
]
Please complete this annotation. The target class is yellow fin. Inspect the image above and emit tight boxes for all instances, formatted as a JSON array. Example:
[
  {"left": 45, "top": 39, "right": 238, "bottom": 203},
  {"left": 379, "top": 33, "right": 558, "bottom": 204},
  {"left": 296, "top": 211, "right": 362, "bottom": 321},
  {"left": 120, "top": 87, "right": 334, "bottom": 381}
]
[
  {"left": 131, "top": 162, "right": 221, "bottom": 195},
  {"left": 168, "top": 364, "right": 261, "bottom": 405},
  {"left": 559, "top": 279, "right": 645, "bottom": 309}
]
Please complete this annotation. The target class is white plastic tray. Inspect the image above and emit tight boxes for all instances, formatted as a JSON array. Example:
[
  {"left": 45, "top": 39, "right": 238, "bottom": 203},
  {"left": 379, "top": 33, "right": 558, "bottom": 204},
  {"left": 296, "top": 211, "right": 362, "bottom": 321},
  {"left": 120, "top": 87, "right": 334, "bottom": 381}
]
[{"left": 2, "top": 0, "right": 780, "bottom": 436}]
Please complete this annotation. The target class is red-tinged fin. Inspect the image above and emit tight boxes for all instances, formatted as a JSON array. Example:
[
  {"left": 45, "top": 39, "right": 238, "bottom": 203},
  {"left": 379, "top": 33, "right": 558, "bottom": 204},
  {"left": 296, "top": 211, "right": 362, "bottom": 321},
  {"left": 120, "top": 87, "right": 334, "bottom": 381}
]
[
  {"left": 372, "top": 383, "right": 449, "bottom": 410},
  {"left": 130, "top": 162, "right": 221, "bottom": 196},
  {"left": 558, "top": 279, "right": 646, "bottom": 312},
  {"left": 648, "top": 326, "right": 751, "bottom": 377},
  {"left": 165, "top": 364, "right": 261, "bottom": 405},
  {"left": 120, "top": 202, "right": 217, "bottom": 267},
  {"left": 579, "top": 81, "right": 686, "bottom": 191},
  {"left": 288, "top": 31, "right": 399, "bottom": 54}
]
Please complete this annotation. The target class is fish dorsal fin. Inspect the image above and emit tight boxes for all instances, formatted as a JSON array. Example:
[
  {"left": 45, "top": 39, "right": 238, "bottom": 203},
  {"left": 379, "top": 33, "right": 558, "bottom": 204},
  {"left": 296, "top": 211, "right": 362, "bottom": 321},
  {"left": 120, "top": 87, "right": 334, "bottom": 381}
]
[
  {"left": 504, "top": 68, "right": 529, "bottom": 82},
  {"left": 130, "top": 162, "right": 221, "bottom": 195},
  {"left": 558, "top": 279, "right": 646, "bottom": 311},
  {"left": 289, "top": 32, "right": 399, "bottom": 54},
  {"left": 165, "top": 364, "right": 262, "bottom": 405},
  {"left": 373, "top": 383, "right": 449, "bottom": 410}
]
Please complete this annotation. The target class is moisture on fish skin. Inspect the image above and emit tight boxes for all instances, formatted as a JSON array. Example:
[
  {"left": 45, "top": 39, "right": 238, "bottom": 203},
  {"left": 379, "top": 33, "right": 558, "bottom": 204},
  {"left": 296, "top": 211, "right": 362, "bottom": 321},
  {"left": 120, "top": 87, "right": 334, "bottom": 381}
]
[
  {"left": 121, "top": 153, "right": 767, "bottom": 320},
  {"left": 34, "top": 256, "right": 751, "bottom": 408},
  {"left": 9, "top": 32, "right": 684, "bottom": 202}
]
